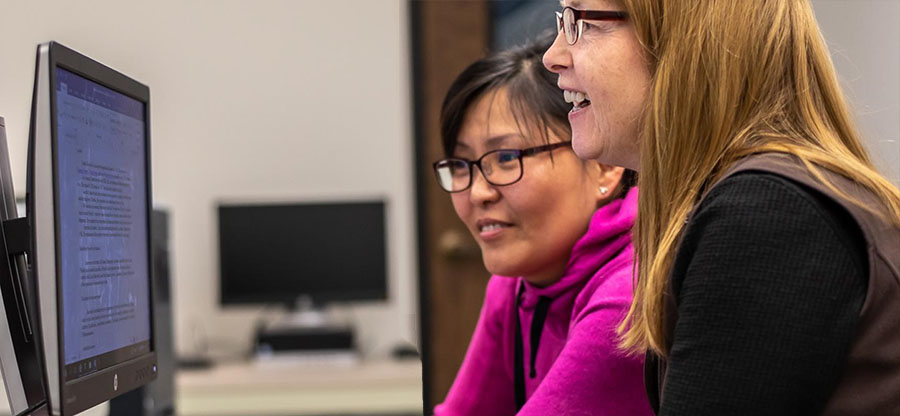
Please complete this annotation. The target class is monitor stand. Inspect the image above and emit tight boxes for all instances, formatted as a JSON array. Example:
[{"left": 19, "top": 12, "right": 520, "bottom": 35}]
[
  {"left": 277, "top": 296, "right": 331, "bottom": 329},
  {"left": 252, "top": 296, "right": 357, "bottom": 365}
]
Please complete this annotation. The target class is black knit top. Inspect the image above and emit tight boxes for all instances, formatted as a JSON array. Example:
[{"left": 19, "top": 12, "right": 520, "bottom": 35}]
[{"left": 658, "top": 171, "right": 868, "bottom": 415}]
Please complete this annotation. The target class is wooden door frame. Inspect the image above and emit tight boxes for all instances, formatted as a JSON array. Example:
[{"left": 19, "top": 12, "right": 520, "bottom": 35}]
[{"left": 409, "top": 1, "right": 491, "bottom": 412}]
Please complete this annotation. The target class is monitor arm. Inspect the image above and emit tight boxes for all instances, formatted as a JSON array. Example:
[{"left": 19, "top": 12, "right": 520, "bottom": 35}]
[{"left": 3, "top": 217, "right": 30, "bottom": 256}]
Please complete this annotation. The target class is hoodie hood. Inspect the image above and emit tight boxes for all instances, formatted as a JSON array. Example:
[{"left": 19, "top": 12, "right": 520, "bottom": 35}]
[{"left": 518, "top": 186, "right": 638, "bottom": 309}]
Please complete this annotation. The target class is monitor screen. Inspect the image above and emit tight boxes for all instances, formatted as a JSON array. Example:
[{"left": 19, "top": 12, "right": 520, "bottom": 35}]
[
  {"left": 55, "top": 67, "right": 151, "bottom": 378},
  {"left": 218, "top": 201, "right": 387, "bottom": 306}
]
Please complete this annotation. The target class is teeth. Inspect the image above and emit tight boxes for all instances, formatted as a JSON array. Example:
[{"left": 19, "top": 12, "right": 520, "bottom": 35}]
[
  {"left": 481, "top": 223, "right": 504, "bottom": 232},
  {"left": 562, "top": 89, "right": 591, "bottom": 107}
]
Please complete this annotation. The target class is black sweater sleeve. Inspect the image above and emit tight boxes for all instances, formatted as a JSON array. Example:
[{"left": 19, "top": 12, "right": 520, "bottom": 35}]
[{"left": 659, "top": 172, "right": 868, "bottom": 416}]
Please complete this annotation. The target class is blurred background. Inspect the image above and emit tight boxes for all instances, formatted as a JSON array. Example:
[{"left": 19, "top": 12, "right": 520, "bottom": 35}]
[{"left": 0, "top": 1, "right": 896, "bottom": 415}]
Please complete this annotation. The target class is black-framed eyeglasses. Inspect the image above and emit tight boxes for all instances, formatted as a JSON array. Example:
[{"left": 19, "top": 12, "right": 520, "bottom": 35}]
[
  {"left": 432, "top": 141, "right": 572, "bottom": 193},
  {"left": 555, "top": 7, "right": 628, "bottom": 45}
]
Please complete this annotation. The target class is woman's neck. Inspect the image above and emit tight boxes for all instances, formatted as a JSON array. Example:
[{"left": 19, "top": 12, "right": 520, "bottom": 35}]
[{"left": 521, "top": 255, "right": 570, "bottom": 288}]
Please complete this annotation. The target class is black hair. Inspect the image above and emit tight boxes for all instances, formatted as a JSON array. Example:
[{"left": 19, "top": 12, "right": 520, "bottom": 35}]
[
  {"left": 438, "top": 31, "right": 636, "bottom": 197},
  {"left": 440, "top": 31, "right": 566, "bottom": 158}
]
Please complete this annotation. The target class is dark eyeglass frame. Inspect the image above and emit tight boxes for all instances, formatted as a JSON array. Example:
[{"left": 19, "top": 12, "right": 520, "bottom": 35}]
[
  {"left": 432, "top": 141, "right": 572, "bottom": 193},
  {"left": 555, "top": 7, "right": 628, "bottom": 45}
]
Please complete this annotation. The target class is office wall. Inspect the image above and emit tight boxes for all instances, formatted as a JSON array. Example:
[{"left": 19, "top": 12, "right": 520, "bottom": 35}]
[
  {"left": 0, "top": 0, "right": 416, "bottom": 358},
  {"left": 815, "top": 0, "right": 900, "bottom": 185}
]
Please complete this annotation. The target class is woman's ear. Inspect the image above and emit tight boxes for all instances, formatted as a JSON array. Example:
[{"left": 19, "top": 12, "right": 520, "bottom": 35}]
[{"left": 593, "top": 163, "right": 625, "bottom": 205}]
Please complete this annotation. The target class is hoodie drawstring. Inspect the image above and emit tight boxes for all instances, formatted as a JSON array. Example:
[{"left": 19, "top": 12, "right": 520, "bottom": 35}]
[
  {"left": 514, "top": 285, "right": 553, "bottom": 411},
  {"left": 529, "top": 296, "right": 552, "bottom": 378}
]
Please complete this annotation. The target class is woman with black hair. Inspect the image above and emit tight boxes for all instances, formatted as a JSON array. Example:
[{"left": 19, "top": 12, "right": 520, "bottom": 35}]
[{"left": 432, "top": 34, "right": 650, "bottom": 416}]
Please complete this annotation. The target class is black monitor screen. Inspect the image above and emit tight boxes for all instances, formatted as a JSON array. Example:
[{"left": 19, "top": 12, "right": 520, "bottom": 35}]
[
  {"left": 219, "top": 201, "right": 387, "bottom": 305},
  {"left": 55, "top": 67, "right": 151, "bottom": 380}
]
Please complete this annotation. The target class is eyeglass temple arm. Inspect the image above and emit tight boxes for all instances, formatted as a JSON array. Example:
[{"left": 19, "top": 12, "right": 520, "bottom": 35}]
[
  {"left": 520, "top": 141, "right": 571, "bottom": 157},
  {"left": 574, "top": 10, "right": 628, "bottom": 20}
]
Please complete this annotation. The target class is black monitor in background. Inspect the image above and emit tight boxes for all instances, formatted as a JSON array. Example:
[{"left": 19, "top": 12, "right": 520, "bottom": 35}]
[
  {"left": 0, "top": 117, "right": 47, "bottom": 415},
  {"left": 218, "top": 201, "right": 388, "bottom": 308},
  {"left": 24, "top": 41, "right": 156, "bottom": 415}
]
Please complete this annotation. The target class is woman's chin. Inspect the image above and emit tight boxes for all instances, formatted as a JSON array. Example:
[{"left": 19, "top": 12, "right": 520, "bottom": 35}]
[
  {"left": 572, "top": 132, "right": 603, "bottom": 161},
  {"left": 482, "top": 257, "right": 520, "bottom": 278}
]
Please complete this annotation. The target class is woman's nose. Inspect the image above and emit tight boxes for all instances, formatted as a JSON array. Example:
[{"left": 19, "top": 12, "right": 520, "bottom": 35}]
[
  {"left": 469, "top": 166, "right": 499, "bottom": 205},
  {"left": 543, "top": 31, "right": 571, "bottom": 74}
]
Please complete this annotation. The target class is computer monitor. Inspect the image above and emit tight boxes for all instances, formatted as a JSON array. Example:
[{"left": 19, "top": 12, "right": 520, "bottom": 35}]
[
  {"left": 0, "top": 117, "right": 47, "bottom": 415},
  {"left": 26, "top": 41, "right": 157, "bottom": 415},
  {"left": 218, "top": 201, "right": 387, "bottom": 308}
]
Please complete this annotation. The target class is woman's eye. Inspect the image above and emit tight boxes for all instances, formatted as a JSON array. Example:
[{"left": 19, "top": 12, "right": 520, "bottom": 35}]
[
  {"left": 582, "top": 21, "right": 615, "bottom": 35},
  {"left": 497, "top": 153, "right": 518, "bottom": 163}
]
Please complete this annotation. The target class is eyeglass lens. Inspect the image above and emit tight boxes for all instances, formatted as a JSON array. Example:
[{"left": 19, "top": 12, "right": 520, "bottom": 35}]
[
  {"left": 434, "top": 150, "right": 523, "bottom": 192},
  {"left": 562, "top": 7, "right": 577, "bottom": 44}
]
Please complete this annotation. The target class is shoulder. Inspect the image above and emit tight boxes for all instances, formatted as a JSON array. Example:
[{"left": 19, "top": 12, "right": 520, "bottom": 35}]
[
  {"left": 675, "top": 170, "right": 867, "bottom": 291},
  {"left": 572, "top": 248, "right": 636, "bottom": 324},
  {"left": 692, "top": 171, "right": 862, "bottom": 247},
  {"left": 701, "top": 171, "right": 834, "bottom": 218}
]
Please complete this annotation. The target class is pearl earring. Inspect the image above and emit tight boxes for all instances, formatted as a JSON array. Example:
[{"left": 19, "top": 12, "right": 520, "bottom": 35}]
[{"left": 599, "top": 186, "right": 609, "bottom": 195}]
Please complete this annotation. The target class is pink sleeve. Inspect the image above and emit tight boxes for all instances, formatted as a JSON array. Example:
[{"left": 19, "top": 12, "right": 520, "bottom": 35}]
[
  {"left": 518, "top": 270, "right": 654, "bottom": 416},
  {"left": 434, "top": 276, "right": 517, "bottom": 416}
]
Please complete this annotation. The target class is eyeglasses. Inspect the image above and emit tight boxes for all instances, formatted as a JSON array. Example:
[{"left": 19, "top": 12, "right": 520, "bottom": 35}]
[
  {"left": 555, "top": 6, "right": 628, "bottom": 45},
  {"left": 432, "top": 141, "right": 572, "bottom": 193}
]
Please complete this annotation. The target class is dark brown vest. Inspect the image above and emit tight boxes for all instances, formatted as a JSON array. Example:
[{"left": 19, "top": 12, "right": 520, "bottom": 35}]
[{"left": 646, "top": 153, "right": 900, "bottom": 414}]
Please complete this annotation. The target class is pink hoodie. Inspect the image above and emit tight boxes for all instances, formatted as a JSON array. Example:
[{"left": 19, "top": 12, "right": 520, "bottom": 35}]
[{"left": 435, "top": 188, "right": 651, "bottom": 416}]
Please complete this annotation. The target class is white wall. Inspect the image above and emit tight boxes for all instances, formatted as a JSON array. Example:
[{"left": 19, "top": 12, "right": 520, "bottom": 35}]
[
  {"left": 815, "top": 0, "right": 900, "bottom": 185},
  {"left": 0, "top": 0, "right": 416, "bottom": 358}
]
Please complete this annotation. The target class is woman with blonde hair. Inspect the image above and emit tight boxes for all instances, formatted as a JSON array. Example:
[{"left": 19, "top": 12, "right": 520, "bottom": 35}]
[{"left": 544, "top": 0, "right": 900, "bottom": 414}]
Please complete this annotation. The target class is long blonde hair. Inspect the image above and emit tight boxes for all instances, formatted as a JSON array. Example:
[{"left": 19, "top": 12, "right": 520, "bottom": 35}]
[{"left": 617, "top": 0, "right": 900, "bottom": 357}]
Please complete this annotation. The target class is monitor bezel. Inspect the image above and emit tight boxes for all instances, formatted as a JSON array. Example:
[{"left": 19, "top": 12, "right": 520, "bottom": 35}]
[{"left": 42, "top": 41, "right": 157, "bottom": 415}]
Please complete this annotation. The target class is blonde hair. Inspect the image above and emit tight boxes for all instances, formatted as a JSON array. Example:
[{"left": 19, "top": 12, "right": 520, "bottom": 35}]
[{"left": 617, "top": 0, "right": 900, "bottom": 356}]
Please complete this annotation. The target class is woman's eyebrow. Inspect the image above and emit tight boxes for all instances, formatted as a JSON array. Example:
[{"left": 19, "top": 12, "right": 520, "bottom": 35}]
[
  {"left": 455, "top": 133, "right": 521, "bottom": 156},
  {"left": 484, "top": 134, "right": 520, "bottom": 149}
]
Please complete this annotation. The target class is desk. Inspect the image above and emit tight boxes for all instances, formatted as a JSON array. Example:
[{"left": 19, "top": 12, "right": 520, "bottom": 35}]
[
  {"left": 0, "top": 359, "right": 423, "bottom": 416},
  {"left": 178, "top": 359, "right": 423, "bottom": 416},
  {"left": 0, "top": 397, "right": 107, "bottom": 416}
]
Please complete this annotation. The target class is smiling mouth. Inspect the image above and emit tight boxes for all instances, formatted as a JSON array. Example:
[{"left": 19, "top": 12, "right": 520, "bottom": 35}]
[
  {"left": 563, "top": 89, "right": 592, "bottom": 110},
  {"left": 476, "top": 219, "right": 512, "bottom": 237},
  {"left": 479, "top": 223, "right": 507, "bottom": 233}
]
